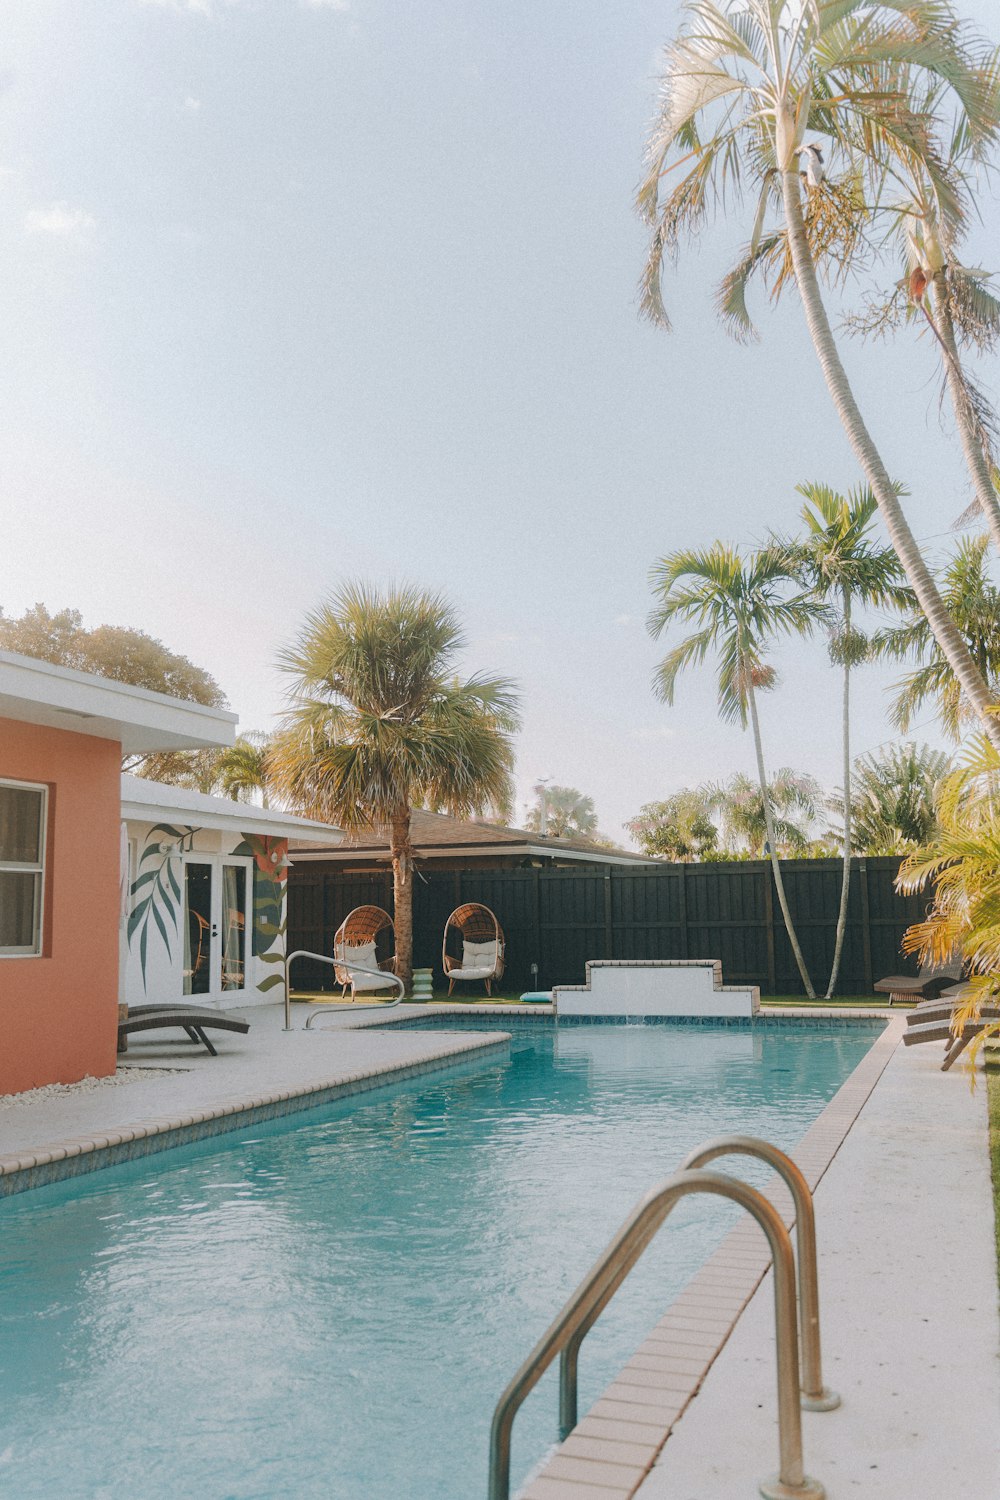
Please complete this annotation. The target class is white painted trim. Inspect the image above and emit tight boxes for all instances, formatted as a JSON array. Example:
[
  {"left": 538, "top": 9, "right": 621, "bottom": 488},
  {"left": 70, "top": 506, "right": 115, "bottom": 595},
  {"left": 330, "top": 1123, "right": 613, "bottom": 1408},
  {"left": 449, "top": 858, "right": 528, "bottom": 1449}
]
[
  {"left": 0, "top": 649, "right": 237, "bottom": 753},
  {"left": 0, "top": 778, "right": 47, "bottom": 958}
]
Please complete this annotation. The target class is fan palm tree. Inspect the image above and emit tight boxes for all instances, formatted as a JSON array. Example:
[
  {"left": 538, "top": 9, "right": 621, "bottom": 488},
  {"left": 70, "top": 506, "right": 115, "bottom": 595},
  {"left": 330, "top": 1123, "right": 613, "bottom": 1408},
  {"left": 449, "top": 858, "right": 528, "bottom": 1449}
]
[
  {"left": 781, "top": 483, "right": 910, "bottom": 994},
  {"left": 648, "top": 541, "right": 827, "bottom": 995},
  {"left": 270, "top": 583, "right": 519, "bottom": 990},
  {"left": 217, "top": 731, "right": 275, "bottom": 808},
  {"left": 872, "top": 535, "right": 1000, "bottom": 738},
  {"left": 704, "top": 768, "right": 820, "bottom": 855},
  {"left": 835, "top": 740, "right": 950, "bottom": 853},
  {"left": 638, "top": 0, "right": 1000, "bottom": 751},
  {"left": 525, "top": 784, "right": 599, "bottom": 839}
]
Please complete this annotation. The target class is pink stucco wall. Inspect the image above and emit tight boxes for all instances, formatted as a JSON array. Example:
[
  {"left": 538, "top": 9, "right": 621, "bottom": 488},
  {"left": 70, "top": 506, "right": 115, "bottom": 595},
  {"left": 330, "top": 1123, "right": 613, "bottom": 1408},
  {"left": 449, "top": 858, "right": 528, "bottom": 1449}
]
[{"left": 1, "top": 718, "right": 120, "bottom": 1094}]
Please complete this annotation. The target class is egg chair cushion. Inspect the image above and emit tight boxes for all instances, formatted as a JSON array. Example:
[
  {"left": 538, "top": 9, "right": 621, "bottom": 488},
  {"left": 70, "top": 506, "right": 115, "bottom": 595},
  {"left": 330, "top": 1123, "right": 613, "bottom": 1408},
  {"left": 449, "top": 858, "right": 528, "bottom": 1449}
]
[{"left": 462, "top": 940, "right": 498, "bottom": 971}]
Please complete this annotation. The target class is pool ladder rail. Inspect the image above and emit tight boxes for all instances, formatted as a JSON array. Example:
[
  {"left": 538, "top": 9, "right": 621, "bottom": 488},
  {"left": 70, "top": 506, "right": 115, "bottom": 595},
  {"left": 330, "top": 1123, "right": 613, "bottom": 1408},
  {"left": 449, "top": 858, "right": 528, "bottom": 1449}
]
[
  {"left": 489, "top": 1135, "right": 838, "bottom": 1500},
  {"left": 282, "top": 950, "right": 406, "bottom": 1030}
]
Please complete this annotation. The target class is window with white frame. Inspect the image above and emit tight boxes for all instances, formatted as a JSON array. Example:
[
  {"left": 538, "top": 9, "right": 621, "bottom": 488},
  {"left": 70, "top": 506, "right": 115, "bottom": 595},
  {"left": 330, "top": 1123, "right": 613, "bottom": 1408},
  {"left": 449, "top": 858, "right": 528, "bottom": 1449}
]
[{"left": 0, "top": 780, "right": 47, "bottom": 957}]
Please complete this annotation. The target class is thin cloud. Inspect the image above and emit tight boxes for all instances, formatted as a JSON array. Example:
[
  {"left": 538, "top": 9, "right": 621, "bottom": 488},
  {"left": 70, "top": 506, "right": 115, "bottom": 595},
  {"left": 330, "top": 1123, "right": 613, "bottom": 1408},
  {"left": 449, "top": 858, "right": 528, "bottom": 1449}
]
[
  {"left": 182, "top": 96, "right": 202, "bottom": 112},
  {"left": 24, "top": 203, "right": 97, "bottom": 241},
  {"left": 302, "top": 0, "right": 351, "bottom": 9}
]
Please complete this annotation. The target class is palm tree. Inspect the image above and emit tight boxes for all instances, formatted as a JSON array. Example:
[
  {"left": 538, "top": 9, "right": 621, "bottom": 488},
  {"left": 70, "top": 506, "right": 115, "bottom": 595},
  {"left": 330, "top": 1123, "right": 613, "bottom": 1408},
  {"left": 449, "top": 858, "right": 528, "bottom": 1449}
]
[
  {"left": 217, "top": 731, "right": 274, "bottom": 808},
  {"left": 896, "top": 735, "right": 1000, "bottom": 1061},
  {"left": 844, "top": 75, "right": 1000, "bottom": 549},
  {"left": 833, "top": 741, "right": 950, "bottom": 854},
  {"left": 782, "top": 483, "right": 909, "bottom": 994},
  {"left": 271, "top": 583, "right": 519, "bottom": 990},
  {"left": 648, "top": 541, "right": 826, "bottom": 996},
  {"left": 872, "top": 535, "right": 1000, "bottom": 739},
  {"left": 525, "top": 784, "right": 599, "bottom": 839},
  {"left": 704, "top": 768, "right": 820, "bottom": 856},
  {"left": 638, "top": 0, "right": 1000, "bottom": 751}
]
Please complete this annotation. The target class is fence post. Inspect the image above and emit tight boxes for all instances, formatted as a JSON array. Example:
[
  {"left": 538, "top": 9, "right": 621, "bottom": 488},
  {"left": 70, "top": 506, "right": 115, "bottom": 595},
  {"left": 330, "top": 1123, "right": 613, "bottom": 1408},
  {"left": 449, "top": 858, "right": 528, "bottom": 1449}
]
[
  {"left": 763, "top": 864, "right": 777, "bottom": 995},
  {"left": 603, "top": 872, "right": 613, "bottom": 959},
  {"left": 858, "top": 858, "right": 873, "bottom": 995},
  {"left": 677, "top": 863, "right": 689, "bottom": 959}
]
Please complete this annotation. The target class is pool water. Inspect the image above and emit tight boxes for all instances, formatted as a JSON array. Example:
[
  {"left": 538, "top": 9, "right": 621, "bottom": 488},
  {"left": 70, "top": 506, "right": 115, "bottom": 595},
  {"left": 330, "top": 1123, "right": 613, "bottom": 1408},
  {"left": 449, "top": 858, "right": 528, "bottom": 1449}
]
[{"left": 0, "top": 1020, "right": 882, "bottom": 1499}]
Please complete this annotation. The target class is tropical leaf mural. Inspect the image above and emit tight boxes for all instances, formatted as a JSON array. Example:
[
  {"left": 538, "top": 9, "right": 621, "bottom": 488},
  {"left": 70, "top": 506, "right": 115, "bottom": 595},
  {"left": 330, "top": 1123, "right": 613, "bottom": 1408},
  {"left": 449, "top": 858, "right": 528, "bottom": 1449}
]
[
  {"left": 127, "top": 824, "right": 198, "bottom": 990},
  {"left": 127, "top": 827, "right": 290, "bottom": 998},
  {"left": 233, "top": 834, "right": 290, "bottom": 997}
]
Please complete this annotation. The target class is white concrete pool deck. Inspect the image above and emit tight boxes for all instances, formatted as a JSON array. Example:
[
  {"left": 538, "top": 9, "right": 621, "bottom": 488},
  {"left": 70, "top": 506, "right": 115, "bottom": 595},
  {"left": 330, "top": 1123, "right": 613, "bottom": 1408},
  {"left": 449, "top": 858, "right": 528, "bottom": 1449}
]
[{"left": 0, "top": 1001, "right": 516, "bottom": 1185}]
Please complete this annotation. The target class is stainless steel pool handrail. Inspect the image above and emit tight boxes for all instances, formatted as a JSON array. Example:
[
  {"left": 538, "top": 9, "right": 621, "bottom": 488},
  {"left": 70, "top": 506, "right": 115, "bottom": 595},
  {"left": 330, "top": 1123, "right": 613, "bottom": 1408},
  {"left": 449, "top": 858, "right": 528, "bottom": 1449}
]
[
  {"left": 679, "top": 1134, "right": 839, "bottom": 1412},
  {"left": 487, "top": 1168, "right": 824, "bottom": 1500},
  {"left": 282, "top": 950, "right": 406, "bottom": 1030}
]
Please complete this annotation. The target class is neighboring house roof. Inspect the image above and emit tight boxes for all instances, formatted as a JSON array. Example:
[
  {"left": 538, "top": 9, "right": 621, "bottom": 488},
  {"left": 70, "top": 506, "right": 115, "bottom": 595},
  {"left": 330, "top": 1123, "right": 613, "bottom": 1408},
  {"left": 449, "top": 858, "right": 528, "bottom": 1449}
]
[
  {"left": 289, "top": 807, "right": 651, "bottom": 866},
  {"left": 0, "top": 648, "right": 237, "bottom": 754},
  {"left": 121, "top": 774, "right": 343, "bottom": 845}
]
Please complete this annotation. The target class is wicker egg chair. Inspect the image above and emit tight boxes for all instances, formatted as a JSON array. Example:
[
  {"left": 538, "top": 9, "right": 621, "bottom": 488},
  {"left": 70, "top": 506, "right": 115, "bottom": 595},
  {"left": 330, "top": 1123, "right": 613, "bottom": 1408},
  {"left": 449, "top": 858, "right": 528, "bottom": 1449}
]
[
  {"left": 442, "top": 903, "right": 505, "bottom": 997},
  {"left": 333, "top": 905, "right": 398, "bottom": 1001}
]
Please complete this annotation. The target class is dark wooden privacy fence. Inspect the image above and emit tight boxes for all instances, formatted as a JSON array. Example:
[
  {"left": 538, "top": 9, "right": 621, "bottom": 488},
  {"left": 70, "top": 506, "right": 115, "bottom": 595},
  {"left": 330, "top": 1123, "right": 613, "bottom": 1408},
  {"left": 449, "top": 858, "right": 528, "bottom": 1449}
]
[{"left": 286, "top": 857, "right": 927, "bottom": 997}]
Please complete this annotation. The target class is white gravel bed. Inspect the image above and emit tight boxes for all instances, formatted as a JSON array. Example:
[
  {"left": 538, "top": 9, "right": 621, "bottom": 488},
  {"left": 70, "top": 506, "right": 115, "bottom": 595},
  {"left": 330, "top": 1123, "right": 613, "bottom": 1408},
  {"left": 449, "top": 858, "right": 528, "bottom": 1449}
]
[{"left": 0, "top": 1067, "right": 183, "bottom": 1110}]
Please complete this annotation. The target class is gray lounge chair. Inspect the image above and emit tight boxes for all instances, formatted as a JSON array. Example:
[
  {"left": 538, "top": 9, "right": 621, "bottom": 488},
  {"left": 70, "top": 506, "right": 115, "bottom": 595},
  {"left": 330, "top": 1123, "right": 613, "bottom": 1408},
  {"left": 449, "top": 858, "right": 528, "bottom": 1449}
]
[
  {"left": 903, "top": 999, "right": 1000, "bottom": 1071},
  {"left": 873, "top": 963, "right": 962, "bottom": 1005},
  {"left": 118, "top": 1005, "right": 250, "bottom": 1058}
]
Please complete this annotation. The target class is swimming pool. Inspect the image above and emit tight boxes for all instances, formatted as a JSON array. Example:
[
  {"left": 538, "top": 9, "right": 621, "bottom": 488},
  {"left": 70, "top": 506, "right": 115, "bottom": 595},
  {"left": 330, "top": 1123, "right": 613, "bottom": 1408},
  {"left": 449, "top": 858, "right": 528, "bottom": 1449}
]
[{"left": 0, "top": 1019, "right": 882, "bottom": 1498}]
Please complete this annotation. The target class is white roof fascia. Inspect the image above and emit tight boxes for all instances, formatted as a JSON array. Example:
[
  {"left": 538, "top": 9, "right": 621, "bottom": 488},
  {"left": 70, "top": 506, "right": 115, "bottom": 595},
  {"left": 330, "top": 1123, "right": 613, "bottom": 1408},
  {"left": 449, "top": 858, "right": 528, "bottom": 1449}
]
[
  {"left": 288, "top": 842, "right": 649, "bottom": 866},
  {"left": 121, "top": 776, "right": 342, "bottom": 844},
  {"left": 0, "top": 649, "right": 237, "bottom": 753}
]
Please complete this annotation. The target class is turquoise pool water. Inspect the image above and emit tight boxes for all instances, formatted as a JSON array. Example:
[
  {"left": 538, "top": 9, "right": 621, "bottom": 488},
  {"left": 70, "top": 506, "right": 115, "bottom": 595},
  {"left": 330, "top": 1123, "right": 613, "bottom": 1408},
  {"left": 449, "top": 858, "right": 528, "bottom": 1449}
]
[{"left": 0, "top": 1019, "right": 882, "bottom": 1499}]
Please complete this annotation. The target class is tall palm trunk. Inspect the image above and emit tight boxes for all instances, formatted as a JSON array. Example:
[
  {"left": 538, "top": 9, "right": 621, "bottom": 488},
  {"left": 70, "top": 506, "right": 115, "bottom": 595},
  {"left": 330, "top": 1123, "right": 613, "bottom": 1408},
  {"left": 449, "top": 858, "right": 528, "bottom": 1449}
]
[
  {"left": 929, "top": 271, "right": 1000, "bottom": 556},
  {"left": 781, "top": 170, "right": 1000, "bottom": 753},
  {"left": 390, "top": 808, "right": 414, "bottom": 993},
  {"left": 827, "top": 588, "right": 852, "bottom": 998},
  {"left": 747, "top": 678, "right": 816, "bottom": 998}
]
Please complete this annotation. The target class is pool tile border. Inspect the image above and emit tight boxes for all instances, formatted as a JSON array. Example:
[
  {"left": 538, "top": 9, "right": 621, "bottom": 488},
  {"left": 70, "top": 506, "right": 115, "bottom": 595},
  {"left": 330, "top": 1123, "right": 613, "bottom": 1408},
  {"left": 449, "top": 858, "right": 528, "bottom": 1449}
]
[
  {"left": 517, "top": 1013, "right": 905, "bottom": 1500},
  {"left": 0, "top": 1032, "right": 511, "bottom": 1198}
]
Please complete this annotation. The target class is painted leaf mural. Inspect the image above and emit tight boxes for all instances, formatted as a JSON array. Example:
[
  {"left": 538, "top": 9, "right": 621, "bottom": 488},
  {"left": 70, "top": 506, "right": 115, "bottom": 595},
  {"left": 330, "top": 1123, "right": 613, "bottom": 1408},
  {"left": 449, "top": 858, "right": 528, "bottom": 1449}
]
[
  {"left": 127, "top": 824, "right": 198, "bottom": 991},
  {"left": 234, "top": 835, "right": 289, "bottom": 997}
]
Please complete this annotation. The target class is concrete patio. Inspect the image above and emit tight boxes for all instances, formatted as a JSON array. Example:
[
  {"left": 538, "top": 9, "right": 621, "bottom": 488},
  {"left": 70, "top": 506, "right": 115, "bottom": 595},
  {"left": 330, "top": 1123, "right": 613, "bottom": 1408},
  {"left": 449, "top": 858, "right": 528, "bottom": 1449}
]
[{"left": 0, "top": 1001, "right": 514, "bottom": 1191}]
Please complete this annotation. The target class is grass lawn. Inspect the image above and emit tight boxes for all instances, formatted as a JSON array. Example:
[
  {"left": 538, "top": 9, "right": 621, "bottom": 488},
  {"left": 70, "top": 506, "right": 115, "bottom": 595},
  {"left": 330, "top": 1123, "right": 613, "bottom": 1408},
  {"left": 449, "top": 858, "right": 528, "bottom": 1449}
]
[
  {"left": 291, "top": 990, "right": 890, "bottom": 1008},
  {"left": 762, "top": 994, "right": 893, "bottom": 1008},
  {"left": 290, "top": 990, "right": 534, "bottom": 1005}
]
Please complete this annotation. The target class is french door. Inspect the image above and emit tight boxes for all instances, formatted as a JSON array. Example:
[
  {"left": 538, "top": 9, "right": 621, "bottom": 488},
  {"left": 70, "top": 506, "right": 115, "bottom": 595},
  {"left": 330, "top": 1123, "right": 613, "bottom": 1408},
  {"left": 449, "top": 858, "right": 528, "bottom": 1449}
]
[{"left": 182, "top": 855, "right": 253, "bottom": 1002}]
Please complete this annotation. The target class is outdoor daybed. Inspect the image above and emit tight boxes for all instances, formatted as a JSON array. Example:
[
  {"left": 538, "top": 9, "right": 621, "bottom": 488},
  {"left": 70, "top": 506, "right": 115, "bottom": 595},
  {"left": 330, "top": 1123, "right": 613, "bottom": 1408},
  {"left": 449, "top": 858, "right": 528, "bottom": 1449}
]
[
  {"left": 118, "top": 1005, "right": 250, "bottom": 1057},
  {"left": 442, "top": 903, "right": 505, "bottom": 996}
]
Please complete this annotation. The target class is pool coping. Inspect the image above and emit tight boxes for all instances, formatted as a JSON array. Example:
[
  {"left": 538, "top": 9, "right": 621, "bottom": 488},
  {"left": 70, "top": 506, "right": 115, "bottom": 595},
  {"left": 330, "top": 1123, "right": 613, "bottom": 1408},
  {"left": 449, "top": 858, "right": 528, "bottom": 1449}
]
[
  {"left": 516, "top": 1012, "right": 905, "bottom": 1500},
  {"left": 0, "top": 1030, "right": 511, "bottom": 1198}
]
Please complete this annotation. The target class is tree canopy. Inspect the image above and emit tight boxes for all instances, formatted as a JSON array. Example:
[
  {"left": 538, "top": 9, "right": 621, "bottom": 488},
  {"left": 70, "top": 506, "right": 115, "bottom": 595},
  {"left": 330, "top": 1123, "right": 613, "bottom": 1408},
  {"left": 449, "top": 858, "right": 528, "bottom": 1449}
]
[{"left": 0, "top": 604, "right": 226, "bottom": 707}]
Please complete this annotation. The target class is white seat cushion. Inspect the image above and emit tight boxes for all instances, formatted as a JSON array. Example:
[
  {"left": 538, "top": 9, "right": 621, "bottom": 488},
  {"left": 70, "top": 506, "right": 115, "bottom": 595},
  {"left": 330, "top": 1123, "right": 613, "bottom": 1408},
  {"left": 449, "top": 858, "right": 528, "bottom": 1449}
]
[
  {"left": 341, "top": 941, "right": 377, "bottom": 969},
  {"left": 462, "top": 939, "right": 498, "bottom": 970},
  {"left": 351, "top": 970, "right": 398, "bottom": 991},
  {"left": 449, "top": 965, "right": 497, "bottom": 981}
]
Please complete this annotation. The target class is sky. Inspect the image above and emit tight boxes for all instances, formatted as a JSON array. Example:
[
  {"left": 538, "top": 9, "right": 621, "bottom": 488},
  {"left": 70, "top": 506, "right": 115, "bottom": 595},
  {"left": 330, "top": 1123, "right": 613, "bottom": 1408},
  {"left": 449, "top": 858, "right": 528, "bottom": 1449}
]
[{"left": 1, "top": 0, "right": 998, "bottom": 844}]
